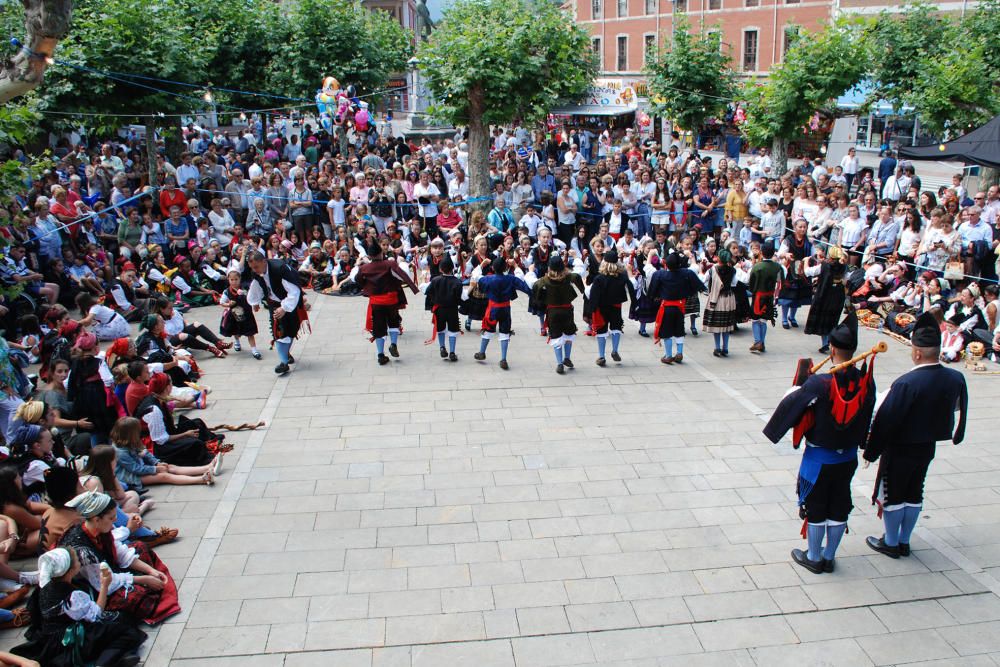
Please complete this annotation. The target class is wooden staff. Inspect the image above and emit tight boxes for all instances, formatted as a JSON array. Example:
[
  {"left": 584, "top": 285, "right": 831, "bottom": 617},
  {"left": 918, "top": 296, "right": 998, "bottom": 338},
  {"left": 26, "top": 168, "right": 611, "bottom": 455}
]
[{"left": 815, "top": 341, "right": 888, "bottom": 374}]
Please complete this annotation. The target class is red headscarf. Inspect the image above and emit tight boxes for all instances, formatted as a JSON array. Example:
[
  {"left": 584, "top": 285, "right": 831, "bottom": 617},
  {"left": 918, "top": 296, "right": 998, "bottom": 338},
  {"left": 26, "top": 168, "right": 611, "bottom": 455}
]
[{"left": 148, "top": 372, "right": 171, "bottom": 396}]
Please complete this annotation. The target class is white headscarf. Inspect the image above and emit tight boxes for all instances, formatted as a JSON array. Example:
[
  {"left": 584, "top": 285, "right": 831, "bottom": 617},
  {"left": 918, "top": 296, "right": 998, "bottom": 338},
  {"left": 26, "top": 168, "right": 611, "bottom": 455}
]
[{"left": 38, "top": 548, "right": 72, "bottom": 588}]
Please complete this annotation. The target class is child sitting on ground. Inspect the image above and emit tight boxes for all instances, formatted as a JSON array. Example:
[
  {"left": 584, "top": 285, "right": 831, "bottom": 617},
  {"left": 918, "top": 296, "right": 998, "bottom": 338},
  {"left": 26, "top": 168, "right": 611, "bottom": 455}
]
[{"left": 112, "top": 417, "right": 217, "bottom": 489}]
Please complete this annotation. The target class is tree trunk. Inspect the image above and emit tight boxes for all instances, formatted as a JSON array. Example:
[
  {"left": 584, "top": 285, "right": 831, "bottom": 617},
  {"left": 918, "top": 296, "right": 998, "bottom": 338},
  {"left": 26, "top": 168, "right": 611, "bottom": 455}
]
[
  {"left": 466, "top": 84, "right": 491, "bottom": 209},
  {"left": 145, "top": 118, "right": 159, "bottom": 189},
  {"left": 771, "top": 136, "right": 789, "bottom": 178},
  {"left": 0, "top": 0, "right": 73, "bottom": 104},
  {"left": 980, "top": 167, "right": 999, "bottom": 189}
]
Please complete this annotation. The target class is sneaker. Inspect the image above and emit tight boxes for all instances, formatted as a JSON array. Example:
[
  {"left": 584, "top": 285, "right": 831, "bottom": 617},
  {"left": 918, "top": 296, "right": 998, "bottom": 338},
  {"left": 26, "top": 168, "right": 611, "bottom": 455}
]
[
  {"left": 611, "top": 351, "right": 621, "bottom": 362},
  {"left": 556, "top": 363, "right": 565, "bottom": 374},
  {"left": 563, "top": 357, "right": 574, "bottom": 369},
  {"left": 498, "top": 359, "right": 509, "bottom": 370},
  {"left": 377, "top": 354, "right": 390, "bottom": 366},
  {"left": 194, "top": 392, "right": 207, "bottom": 410},
  {"left": 274, "top": 363, "right": 290, "bottom": 375},
  {"left": 474, "top": 352, "right": 486, "bottom": 361},
  {"left": 233, "top": 340, "right": 242, "bottom": 352},
  {"left": 450, "top": 352, "right": 459, "bottom": 362},
  {"left": 596, "top": 357, "right": 606, "bottom": 367},
  {"left": 251, "top": 350, "right": 262, "bottom": 360},
  {"left": 440, "top": 346, "right": 448, "bottom": 358},
  {"left": 388, "top": 344, "right": 399, "bottom": 358}
]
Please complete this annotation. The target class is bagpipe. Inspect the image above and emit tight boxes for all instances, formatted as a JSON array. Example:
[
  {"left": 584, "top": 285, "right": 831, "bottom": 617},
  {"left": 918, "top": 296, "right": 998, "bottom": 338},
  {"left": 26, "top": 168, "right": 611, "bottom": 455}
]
[{"left": 792, "top": 341, "right": 887, "bottom": 387}]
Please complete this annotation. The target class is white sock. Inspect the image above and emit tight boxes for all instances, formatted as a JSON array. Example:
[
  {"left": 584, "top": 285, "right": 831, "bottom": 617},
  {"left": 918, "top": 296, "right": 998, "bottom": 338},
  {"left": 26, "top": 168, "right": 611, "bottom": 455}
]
[
  {"left": 18, "top": 571, "right": 38, "bottom": 586},
  {"left": 251, "top": 347, "right": 260, "bottom": 353}
]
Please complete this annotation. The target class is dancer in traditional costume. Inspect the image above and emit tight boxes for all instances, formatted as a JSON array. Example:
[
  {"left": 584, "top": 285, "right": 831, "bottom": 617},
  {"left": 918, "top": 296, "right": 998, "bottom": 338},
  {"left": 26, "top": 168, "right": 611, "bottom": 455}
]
[
  {"left": 532, "top": 256, "right": 585, "bottom": 374},
  {"left": 424, "top": 255, "right": 463, "bottom": 362},
  {"left": 473, "top": 257, "right": 531, "bottom": 370},
  {"left": 747, "top": 241, "right": 782, "bottom": 353},
  {"left": 647, "top": 252, "right": 704, "bottom": 364},
  {"left": 588, "top": 248, "right": 635, "bottom": 366},
  {"left": 246, "top": 251, "right": 307, "bottom": 375},
  {"left": 357, "top": 244, "right": 419, "bottom": 366}
]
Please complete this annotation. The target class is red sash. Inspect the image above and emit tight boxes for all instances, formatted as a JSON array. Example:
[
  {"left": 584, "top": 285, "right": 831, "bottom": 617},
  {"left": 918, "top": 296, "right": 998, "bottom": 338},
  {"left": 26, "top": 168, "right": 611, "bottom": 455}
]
[
  {"left": 591, "top": 303, "right": 622, "bottom": 332},
  {"left": 752, "top": 290, "right": 775, "bottom": 318},
  {"left": 482, "top": 300, "right": 510, "bottom": 331},
  {"left": 653, "top": 299, "right": 686, "bottom": 344},
  {"left": 365, "top": 292, "right": 400, "bottom": 334}
]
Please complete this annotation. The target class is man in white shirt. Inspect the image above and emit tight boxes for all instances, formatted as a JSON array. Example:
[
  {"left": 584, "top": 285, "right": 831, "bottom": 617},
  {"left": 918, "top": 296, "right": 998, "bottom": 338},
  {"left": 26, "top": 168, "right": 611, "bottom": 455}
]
[
  {"left": 757, "top": 148, "right": 772, "bottom": 177},
  {"left": 564, "top": 145, "right": 584, "bottom": 173},
  {"left": 413, "top": 170, "right": 440, "bottom": 232},
  {"left": 811, "top": 158, "right": 828, "bottom": 182},
  {"left": 176, "top": 152, "right": 199, "bottom": 187},
  {"left": 882, "top": 166, "right": 910, "bottom": 203},
  {"left": 746, "top": 178, "right": 768, "bottom": 220}
]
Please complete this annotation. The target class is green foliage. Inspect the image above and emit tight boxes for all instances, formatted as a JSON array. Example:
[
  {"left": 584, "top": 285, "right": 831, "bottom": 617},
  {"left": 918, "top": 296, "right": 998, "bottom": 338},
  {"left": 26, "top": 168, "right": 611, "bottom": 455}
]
[
  {"left": 0, "top": 102, "right": 49, "bottom": 264},
  {"left": 418, "top": 0, "right": 598, "bottom": 127},
  {"left": 909, "top": 44, "right": 998, "bottom": 137},
  {"left": 865, "top": 3, "right": 950, "bottom": 106},
  {"left": 644, "top": 20, "right": 737, "bottom": 133},
  {"left": 741, "top": 17, "right": 867, "bottom": 147},
  {"left": 265, "top": 0, "right": 412, "bottom": 100},
  {"left": 964, "top": 0, "right": 1000, "bottom": 72}
]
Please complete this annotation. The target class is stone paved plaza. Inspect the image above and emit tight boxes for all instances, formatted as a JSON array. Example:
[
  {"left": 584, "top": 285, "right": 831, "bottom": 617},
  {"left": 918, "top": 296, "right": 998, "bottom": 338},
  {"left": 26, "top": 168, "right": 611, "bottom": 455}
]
[{"left": 36, "top": 295, "right": 1000, "bottom": 666}]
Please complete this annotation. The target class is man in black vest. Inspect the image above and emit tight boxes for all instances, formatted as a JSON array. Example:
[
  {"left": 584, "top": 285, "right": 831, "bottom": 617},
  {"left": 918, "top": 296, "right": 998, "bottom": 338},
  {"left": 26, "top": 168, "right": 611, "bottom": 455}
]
[
  {"left": 863, "top": 311, "right": 968, "bottom": 558},
  {"left": 247, "top": 251, "right": 306, "bottom": 375}
]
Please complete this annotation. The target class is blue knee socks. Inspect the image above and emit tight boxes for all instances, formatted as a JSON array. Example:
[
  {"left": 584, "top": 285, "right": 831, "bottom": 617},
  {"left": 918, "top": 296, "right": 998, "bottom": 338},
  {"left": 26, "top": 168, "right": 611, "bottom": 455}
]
[
  {"left": 276, "top": 340, "right": 291, "bottom": 365},
  {"left": 597, "top": 335, "right": 607, "bottom": 358},
  {"left": 713, "top": 333, "right": 722, "bottom": 349},
  {"left": 675, "top": 337, "right": 684, "bottom": 355},
  {"left": 807, "top": 522, "right": 825, "bottom": 562},
  {"left": 479, "top": 336, "right": 489, "bottom": 354},
  {"left": 500, "top": 338, "right": 508, "bottom": 360},
  {"left": 388, "top": 329, "right": 399, "bottom": 346},
  {"left": 822, "top": 334, "right": 829, "bottom": 348},
  {"left": 789, "top": 307, "right": 798, "bottom": 324},
  {"left": 781, "top": 304, "right": 790, "bottom": 324},
  {"left": 752, "top": 320, "right": 766, "bottom": 344},
  {"left": 554, "top": 345, "right": 564, "bottom": 364},
  {"left": 437, "top": 331, "right": 445, "bottom": 348},
  {"left": 900, "top": 505, "right": 922, "bottom": 545},
  {"left": 882, "top": 508, "right": 904, "bottom": 546},
  {"left": 610, "top": 331, "right": 621, "bottom": 352},
  {"left": 823, "top": 523, "right": 847, "bottom": 561},
  {"left": 375, "top": 337, "right": 385, "bottom": 356},
  {"left": 564, "top": 340, "right": 573, "bottom": 360},
  {"left": 722, "top": 332, "right": 730, "bottom": 352},
  {"left": 663, "top": 338, "right": 674, "bottom": 359},
  {"left": 448, "top": 334, "right": 457, "bottom": 354}
]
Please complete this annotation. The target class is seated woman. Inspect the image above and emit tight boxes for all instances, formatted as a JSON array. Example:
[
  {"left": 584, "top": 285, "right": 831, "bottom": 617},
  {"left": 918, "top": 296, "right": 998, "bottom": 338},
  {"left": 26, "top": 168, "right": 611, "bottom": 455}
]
[
  {"left": 0, "top": 467, "right": 49, "bottom": 557},
  {"left": 113, "top": 417, "right": 216, "bottom": 488},
  {"left": 66, "top": 333, "right": 120, "bottom": 445},
  {"left": 172, "top": 256, "right": 218, "bottom": 308},
  {"left": 945, "top": 285, "right": 989, "bottom": 347},
  {"left": 9, "top": 421, "right": 64, "bottom": 500},
  {"left": 135, "top": 373, "right": 229, "bottom": 468},
  {"left": 193, "top": 246, "right": 227, "bottom": 293},
  {"left": 39, "top": 360, "right": 93, "bottom": 456},
  {"left": 135, "top": 315, "right": 202, "bottom": 387},
  {"left": 59, "top": 491, "right": 180, "bottom": 625},
  {"left": 75, "top": 293, "right": 129, "bottom": 342},
  {"left": 27, "top": 546, "right": 147, "bottom": 667},
  {"left": 80, "top": 445, "right": 149, "bottom": 516},
  {"left": 155, "top": 297, "right": 230, "bottom": 359}
]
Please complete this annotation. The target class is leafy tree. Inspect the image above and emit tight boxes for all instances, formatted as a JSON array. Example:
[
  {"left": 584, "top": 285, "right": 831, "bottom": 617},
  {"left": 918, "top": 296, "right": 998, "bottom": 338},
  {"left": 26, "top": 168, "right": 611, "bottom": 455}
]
[
  {"left": 644, "top": 20, "right": 737, "bottom": 140},
  {"left": 419, "top": 0, "right": 598, "bottom": 200},
  {"left": 265, "top": 0, "right": 411, "bottom": 100},
  {"left": 741, "top": 17, "right": 867, "bottom": 175},
  {"left": 865, "top": 3, "right": 950, "bottom": 107}
]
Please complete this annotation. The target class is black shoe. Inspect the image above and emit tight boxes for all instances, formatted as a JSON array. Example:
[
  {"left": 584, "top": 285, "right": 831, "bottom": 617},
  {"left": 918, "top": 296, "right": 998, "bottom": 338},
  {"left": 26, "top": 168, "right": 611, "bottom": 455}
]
[
  {"left": 899, "top": 543, "right": 910, "bottom": 557},
  {"left": 866, "top": 535, "right": 900, "bottom": 559},
  {"left": 823, "top": 558, "right": 835, "bottom": 573},
  {"left": 274, "top": 363, "right": 290, "bottom": 375},
  {"left": 611, "top": 351, "right": 621, "bottom": 362},
  {"left": 563, "top": 357, "right": 574, "bottom": 369},
  {"left": 440, "top": 346, "right": 448, "bottom": 358},
  {"left": 556, "top": 363, "right": 565, "bottom": 374},
  {"left": 690, "top": 328, "right": 699, "bottom": 336},
  {"left": 713, "top": 349, "right": 722, "bottom": 357},
  {"left": 287, "top": 354, "right": 295, "bottom": 364},
  {"left": 789, "top": 320, "right": 799, "bottom": 328},
  {"left": 112, "top": 655, "right": 141, "bottom": 667},
  {"left": 449, "top": 352, "right": 458, "bottom": 362},
  {"left": 465, "top": 318, "right": 471, "bottom": 331},
  {"left": 498, "top": 359, "right": 508, "bottom": 370},
  {"left": 474, "top": 352, "right": 486, "bottom": 361},
  {"left": 388, "top": 343, "right": 399, "bottom": 358},
  {"left": 638, "top": 330, "right": 650, "bottom": 338},
  {"left": 818, "top": 345, "right": 830, "bottom": 354},
  {"left": 782, "top": 322, "right": 791, "bottom": 330},
  {"left": 596, "top": 357, "right": 606, "bottom": 367},
  {"left": 791, "top": 548, "right": 825, "bottom": 574},
  {"left": 720, "top": 349, "right": 729, "bottom": 357},
  {"left": 377, "top": 354, "right": 390, "bottom": 366}
]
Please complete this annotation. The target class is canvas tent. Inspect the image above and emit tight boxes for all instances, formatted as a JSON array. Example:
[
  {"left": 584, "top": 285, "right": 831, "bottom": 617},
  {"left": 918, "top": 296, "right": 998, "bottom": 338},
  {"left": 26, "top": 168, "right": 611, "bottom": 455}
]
[{"left": 899, "top": 115, "right": 1000, "bottom": 169}]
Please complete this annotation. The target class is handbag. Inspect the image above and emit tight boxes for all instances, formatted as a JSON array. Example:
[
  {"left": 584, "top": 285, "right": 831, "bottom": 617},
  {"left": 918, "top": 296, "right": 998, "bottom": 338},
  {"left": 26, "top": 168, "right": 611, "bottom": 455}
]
[{"left": 944, "top": 261, "right": 964, "bottom": 281}]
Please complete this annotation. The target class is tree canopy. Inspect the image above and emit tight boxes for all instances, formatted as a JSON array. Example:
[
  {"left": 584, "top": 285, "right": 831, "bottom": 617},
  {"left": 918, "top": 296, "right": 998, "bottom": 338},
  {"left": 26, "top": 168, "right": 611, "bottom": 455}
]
[
  {"left": 644, "top": 19, "right": 738, "bottom": 135},
  {"left": 419, "top": 0, "right": 597, "bottom": 197}
]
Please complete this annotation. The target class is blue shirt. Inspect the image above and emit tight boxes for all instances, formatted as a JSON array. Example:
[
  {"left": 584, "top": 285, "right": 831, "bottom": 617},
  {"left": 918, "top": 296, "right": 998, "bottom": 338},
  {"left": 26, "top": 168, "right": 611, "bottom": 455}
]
[
  {"left": 531, "top": 173, "right": 556, "bottom": 204},
  {"left": 478, "top": 273, "right": 531, "bottom": 302}
]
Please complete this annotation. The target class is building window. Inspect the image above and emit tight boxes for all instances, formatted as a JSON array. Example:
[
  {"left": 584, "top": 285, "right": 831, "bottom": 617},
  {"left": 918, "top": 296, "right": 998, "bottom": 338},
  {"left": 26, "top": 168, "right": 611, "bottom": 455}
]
[
  {"left": 644, "top": 34, "right": 656, "bottom": 62},
  {"left": 745, "top": 0, "right": 758, "bottom": 6},
  {"left": 708, "top": 0, "right": 721, "bottom": 8},
  {"left": 674, "top": 0, "right": 686, "bottom": 11},
  {"left": 592, "top": 37, "right": 602, "bottom": 68},
  {"left": 617, "top": 35, "right": 628, "bottom": 71},
  {"left": 782, "top": 25, "right": 800, "bottom": 59},
  {"left": 785, "top": 0, "right": 800, "bottom": 3},
  {"left": 645, "top": 0, "right": 657, "bottom": 14},
  {"left": 592, "top": 0, "right": 602, "bottom": 19},
  {"left": 742, "top": 29, "right": 758, "bottom": 72},
  {"left": 618, "top": 0, "right": 627, "bottom": 17}
]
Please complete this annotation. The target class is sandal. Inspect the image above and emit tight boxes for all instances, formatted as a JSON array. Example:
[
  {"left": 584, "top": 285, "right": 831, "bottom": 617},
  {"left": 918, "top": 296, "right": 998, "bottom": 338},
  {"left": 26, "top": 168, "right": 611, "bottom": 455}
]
[
  {"left": 202, "top": 472, "right": 214, "bottom": 486},
  {"left": 216, "top": 340, "right": 233, "bottom": 350},
  {"left": 209, "top": 346, "right": 227, "bottom": 358},
  {"left": 0, "top": 607, "right": 31, "bottom": 629}
]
